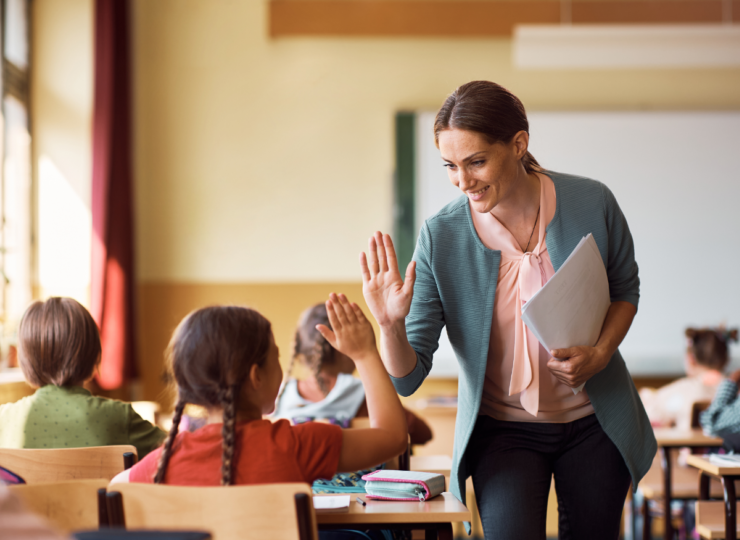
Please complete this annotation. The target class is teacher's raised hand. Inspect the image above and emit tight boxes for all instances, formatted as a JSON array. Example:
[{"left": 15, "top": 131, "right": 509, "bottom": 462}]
[
  {"left": 360, "top": 232, "right": 416, "bottom": 328},
  {"left": 360, "top": 232, "right": 419, "bottom": 379}
]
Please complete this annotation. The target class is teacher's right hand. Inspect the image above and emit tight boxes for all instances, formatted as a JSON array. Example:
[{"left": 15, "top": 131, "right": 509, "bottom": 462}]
[{"left": 360, "top": 232, "right": 416, "bottom": 328}]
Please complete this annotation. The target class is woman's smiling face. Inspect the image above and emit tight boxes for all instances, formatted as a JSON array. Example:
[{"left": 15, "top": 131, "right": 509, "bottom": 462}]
[{"left": 438, "top": 128, "right": 528, "bottom": 214}]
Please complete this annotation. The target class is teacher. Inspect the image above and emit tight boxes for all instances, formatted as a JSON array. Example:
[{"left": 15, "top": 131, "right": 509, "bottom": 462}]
[{"left": 360, "top": 81, "right": 656, "bottom": 539}]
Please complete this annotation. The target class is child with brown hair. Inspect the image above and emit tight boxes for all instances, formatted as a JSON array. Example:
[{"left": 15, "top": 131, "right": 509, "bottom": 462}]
[
  {"left": 0, "top": 297, "right": 165, "bottom": 457},
  {"left": 274, "top": 303, "right": 432, "bottom": 445},
  {"left": 111, "top": 293, "right": 408, "bottom": 486},
  {"left": 640, "top": 327, "right": 738, "bottom": 430}
]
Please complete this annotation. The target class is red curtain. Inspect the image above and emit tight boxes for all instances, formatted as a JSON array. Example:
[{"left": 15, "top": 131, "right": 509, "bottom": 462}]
[{"left": 91, "top": 0, "right": 137, "bottom": 390}]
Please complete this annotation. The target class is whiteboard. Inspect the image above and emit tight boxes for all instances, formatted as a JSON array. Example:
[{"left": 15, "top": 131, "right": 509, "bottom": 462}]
[{"left": 414, "top": 111, "right": 740, "bottom": 376}]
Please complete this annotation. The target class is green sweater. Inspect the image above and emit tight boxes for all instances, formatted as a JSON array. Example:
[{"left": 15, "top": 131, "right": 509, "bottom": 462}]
[{"left": 0, "top": 385, "right": 166, "bottom": 458}]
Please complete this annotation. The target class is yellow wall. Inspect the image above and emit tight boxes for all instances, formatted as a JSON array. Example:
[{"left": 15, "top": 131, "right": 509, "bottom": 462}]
[
  {"left": 31, "top": 0, "right": 740, "bottom": 403},
  {"left": 132, "top": 0, "right": 740, "bottom": 285}
]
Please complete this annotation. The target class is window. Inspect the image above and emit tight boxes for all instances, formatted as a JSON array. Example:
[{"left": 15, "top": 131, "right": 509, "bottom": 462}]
[{"left": 1, "top": 0, "right": 31, "bottom": 368}]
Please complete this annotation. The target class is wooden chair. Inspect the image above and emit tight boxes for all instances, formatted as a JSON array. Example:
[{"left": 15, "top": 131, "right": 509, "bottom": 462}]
[
  {"left": 9, "top": 478, "right": 109, "bottom": 533},
  {"left": 0, "top": 445, "right": 137, "bottom": 483},
  {"left": 104, "top": 482, "right": 318, "bottom": 540},
  {"left": 74, "top": 533, "right": 211, "bottom": 540},
  {"left": 696, "top": 501, "right": 740, "bottom": 539},
  {"left": 692, "top": 401, "right": 713, "bottom": 438}
]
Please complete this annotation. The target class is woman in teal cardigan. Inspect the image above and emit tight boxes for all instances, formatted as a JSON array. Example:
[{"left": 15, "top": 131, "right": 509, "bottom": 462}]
[{"left": 361, "top": 81, "right": 656, "bottom": 539}]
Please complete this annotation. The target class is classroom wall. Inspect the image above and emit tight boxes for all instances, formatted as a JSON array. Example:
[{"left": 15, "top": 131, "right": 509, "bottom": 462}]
[{"left": 32, "top": 0, "right": 740, "bottom": 404}]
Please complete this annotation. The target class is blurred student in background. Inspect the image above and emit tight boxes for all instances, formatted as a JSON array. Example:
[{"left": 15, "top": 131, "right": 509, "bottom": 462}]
[
  {"left": 274, "top": 303, "right": 432, "bottom": 446},
  {"left": 700, "top": 330, "right": 740, "bottom": 441},
  {"left": 641, "top": 328, "right": 738, "bottom": 430}
]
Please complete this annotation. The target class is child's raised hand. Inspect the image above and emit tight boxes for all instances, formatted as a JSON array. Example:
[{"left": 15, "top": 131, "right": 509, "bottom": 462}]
[{"left": 316, "top": 293, "right": 377, "bottom": 361}]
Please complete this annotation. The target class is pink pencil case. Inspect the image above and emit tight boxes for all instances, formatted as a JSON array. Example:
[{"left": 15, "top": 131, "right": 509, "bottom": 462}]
[{"left": 361, "top": 470, "right": 446, "bottom": 501}]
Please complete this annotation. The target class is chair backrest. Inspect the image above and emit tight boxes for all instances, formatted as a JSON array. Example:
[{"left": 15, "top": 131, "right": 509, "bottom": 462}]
[
  {"left": 10, "top": 478, "right": 109, "bottom": 533},
  {"left": 0, "top": 445, "right": 137, "bottom": 483},
  {"left": 691, "top": 400, "right": 712, "bottom": 429},
  {"left": 107, "top": 483, "right": 318, "bottom": 540},
  {"left": 74, "top": 532, "right": 212, "bottom": 540}
]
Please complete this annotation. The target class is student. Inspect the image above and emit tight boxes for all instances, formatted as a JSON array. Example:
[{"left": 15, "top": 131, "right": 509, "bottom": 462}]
[
  {"left": 111, "top": 293, "right": 408, "bottom": 485},
  {"left": 0, "top": 297, "right": 165, "bottom": 458},
  {"left": 274, "top": 303, "right": 432, "bottom": 445},
  {"left": 700, "top": 332, "right": 740, "bottom": 442},
  {"left": 640, "top": 327, "right": 738, "bottom": 430}
]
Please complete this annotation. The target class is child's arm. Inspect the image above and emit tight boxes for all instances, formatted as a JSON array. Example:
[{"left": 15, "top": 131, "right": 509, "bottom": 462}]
[
  {"left": 701, "top": 371, "right": 740, "bottom": 436},
  {"left": 317, "top": 293, "right": 408, "bottom": 472}
]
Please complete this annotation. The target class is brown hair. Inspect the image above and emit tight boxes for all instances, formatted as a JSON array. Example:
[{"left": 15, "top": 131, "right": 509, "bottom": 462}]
[
  {"left": 685, "top": 327, "right": 739, "bottom": 371},
  {"left": 434, "top": 80, "right": 542, "bottom": 175},
  {"left": 154, "top": 306, "right": 272, "bottom": 486},
  {"left": 277, "top": 304, "right": 335, "bottom": 402},
  {"left": 18, "top": 297, "right": 101, "bottom": 388}
]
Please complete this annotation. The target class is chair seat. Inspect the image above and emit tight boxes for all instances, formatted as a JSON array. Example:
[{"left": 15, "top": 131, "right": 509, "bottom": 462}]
[{"left": 696, "top": 501, "right": 740, "bottom": 539}]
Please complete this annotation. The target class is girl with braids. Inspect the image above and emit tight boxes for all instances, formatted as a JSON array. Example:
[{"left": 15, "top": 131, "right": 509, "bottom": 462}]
[
  {"left": 110, "top": 293, "right": 408, "bottom": 486},
  {"left": 274, "top": 303, "right": 432, "bottom": 445},
  {"left": 640, "top": 327, "right": 738, "bottom": 430}
]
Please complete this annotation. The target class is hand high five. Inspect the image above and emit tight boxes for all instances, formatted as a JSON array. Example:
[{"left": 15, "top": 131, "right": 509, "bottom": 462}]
[
  {"left": 359, "top": 232, "right": 416, "bottom": 328},
  {"left": 316, "top": 293, "right": 377, "bottom": 361}
]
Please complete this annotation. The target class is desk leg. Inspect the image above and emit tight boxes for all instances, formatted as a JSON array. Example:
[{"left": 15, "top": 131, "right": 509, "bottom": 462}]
[
  {"left": 661, "top": 447, "right": 673, "bottom": 540},
  {"left": 643, "top": 496, "right": 652, "bottom": 540},
  {"left": 722, "top": 475, "right": 737, "bottom": 540},
  {"left": 699, "top": 472, "right": 710, "bottom": 500}
]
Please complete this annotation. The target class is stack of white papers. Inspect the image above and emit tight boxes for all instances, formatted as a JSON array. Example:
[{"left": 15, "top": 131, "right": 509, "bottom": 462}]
[
  {"left": 521, "top": 234, "right": 610, "bottom": 394},
  {"left": 708, "top": 454, "right": 740, "bottom": 466},
  {"left": 313, "top": 495, "right": 350, "bottom": 512}
]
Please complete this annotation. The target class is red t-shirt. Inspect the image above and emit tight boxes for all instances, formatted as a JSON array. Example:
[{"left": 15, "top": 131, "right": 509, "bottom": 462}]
[{"left": 128, "top": 419, "right": 343, "bottom": 485}]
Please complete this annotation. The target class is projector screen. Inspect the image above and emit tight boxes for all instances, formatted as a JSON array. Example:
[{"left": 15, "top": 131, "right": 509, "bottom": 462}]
[{"left": 414, "top": 111, "right": 740, "bottom": 377}]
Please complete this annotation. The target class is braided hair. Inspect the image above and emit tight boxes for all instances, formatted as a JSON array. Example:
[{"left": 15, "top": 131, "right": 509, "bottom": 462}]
[
  {"left": 686, "top": 327, "right": 739, "bottom": 371},
  {"left": 277, "top": 304, "right": 336, "bottom": 403},
  {"left": 154, "top": 306, "right": 272, "bottom": 486}
]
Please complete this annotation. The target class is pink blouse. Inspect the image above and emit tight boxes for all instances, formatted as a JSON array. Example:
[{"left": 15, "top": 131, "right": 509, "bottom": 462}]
[{"left": 474, "top": 174, "right": 595, "bottom": 423}]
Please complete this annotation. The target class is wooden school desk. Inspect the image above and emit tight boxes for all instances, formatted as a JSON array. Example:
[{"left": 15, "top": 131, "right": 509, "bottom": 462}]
[
  {"left": 687, "top": 454, "right": 740, "bottom": 540},
  {"left": 650, "top": 428, "right": 723, "bottom": 540},
  {"left": 314, "top": 492, "right": 471, "bottom": 540}
]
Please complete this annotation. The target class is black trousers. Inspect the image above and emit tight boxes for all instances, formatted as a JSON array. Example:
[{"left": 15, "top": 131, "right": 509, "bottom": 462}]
[{"left": 467, "top": 413, "right": 631, "bottom": 540}]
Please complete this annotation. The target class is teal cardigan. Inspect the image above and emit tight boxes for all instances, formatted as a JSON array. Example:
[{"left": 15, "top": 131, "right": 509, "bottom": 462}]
[{"left": 391, "top": 171, "right": 657, "bottom": 510}]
